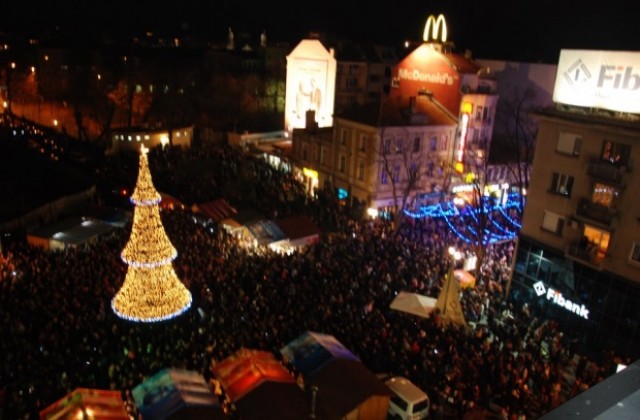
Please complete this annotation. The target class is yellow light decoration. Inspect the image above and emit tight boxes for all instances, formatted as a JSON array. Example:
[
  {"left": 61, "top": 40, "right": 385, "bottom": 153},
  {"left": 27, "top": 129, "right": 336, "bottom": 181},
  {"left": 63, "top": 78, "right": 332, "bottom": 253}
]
[{"left": 112, "top": 146, "right": 192, "bottom": 322}]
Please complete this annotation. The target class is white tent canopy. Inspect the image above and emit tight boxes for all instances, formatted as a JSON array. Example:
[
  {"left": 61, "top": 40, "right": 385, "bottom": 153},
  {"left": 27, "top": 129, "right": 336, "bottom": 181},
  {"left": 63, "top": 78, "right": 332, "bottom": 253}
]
[{"left": 390, "top": 291, "right": 437, "bottom": 318}]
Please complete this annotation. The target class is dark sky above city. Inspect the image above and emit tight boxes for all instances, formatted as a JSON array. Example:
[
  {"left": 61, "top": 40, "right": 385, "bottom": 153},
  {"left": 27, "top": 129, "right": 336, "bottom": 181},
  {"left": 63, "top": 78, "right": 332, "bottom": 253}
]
[{"left": 1, "top": 0, "right": 637, "bottom": 63}]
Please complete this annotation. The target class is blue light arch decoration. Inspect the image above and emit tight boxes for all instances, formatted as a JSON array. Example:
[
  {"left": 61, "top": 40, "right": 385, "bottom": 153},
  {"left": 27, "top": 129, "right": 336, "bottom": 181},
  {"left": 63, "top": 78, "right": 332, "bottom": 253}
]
[{"left": 404, "top": 193, "right": 524, "bottom": 245}]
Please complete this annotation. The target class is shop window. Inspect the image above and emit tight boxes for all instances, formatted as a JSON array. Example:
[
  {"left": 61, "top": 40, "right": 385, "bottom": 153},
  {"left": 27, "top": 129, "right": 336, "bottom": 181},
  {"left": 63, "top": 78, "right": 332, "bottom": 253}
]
[
  {"left": 557, "top": 132, "right": 582, "bottom": 156},
  {"left": 591, "top": 183, "right": 621, "bottom": 209},
  {"left": 630, "top": 242, "right": 640, "bottom": 265},
  {"left": 550, "top": 172, "right": 574, "bottom": 197},
  {"left": 601, "top": 140, "right": 631, "bottom": 166},
  {"left": 542, "top": 210, "right": 564, "bottom": 235}
]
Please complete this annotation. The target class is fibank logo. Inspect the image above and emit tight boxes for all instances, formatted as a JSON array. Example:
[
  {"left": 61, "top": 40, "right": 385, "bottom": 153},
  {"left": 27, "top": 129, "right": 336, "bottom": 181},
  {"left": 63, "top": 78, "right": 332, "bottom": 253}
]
[
  {"left": 533, "top": 281, "right": 589, "bottom": 320},
  {"left": 563, "top": 59, "right": 591, "bottom": 86},
  {"left": 563, "top": 59, "right": 640, "bottom": 91},
  {"left": 397, "top": 68, "right": 454, "bottom": 85}
]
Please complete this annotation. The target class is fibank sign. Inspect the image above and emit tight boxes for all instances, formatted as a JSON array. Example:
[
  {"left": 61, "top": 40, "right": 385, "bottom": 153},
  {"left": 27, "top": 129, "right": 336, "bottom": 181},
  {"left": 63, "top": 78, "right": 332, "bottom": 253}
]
[
  {"left": 533, "top": 281, "right": 589, "bottom": 320},
  {"left": 553, "top": 49, "right": 640, "bottom": 114}
]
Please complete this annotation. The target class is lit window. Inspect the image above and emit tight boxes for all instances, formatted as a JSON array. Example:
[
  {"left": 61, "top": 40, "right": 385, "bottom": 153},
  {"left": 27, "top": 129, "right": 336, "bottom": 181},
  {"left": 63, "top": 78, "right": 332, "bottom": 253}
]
[
  {"left": 601, "top": 140, "right": 631, "bottom": 166},
  {"left": 591, "top": 183, "right": 621, "bottom": 209},
  {"left": 550, "top": 172, "right": 574, "bottom": 197},
  {"left": 583, "top": 225, "right": 610, "bottom": 260},
  {"left": 136, "top": 135, "right": 141, "bottom": 141}
]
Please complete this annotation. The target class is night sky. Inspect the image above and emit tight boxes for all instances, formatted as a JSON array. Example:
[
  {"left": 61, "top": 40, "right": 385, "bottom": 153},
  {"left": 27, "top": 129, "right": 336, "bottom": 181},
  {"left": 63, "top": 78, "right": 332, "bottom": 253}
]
[{"left": 1, "top": 0, "right": 637, "bottom": 63}]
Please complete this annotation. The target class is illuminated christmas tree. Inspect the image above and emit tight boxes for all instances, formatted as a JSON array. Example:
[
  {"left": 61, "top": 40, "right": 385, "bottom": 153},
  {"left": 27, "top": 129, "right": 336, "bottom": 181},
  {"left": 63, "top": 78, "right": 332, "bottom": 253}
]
[{"left": 112, "top": 145, "right": 192, "bottom": 322}]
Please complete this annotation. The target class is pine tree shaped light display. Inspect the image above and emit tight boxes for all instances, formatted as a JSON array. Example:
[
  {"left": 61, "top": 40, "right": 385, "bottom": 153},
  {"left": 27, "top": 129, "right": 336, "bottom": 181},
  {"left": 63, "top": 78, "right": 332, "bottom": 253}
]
[{"left": 112, "top": 145, "right": 192, "bottom": 322}]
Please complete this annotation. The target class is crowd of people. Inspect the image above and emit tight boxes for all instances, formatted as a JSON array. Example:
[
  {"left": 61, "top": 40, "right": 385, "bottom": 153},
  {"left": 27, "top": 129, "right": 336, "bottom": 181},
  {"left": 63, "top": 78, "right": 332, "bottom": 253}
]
[{"left": 0, "top": 144, "right": 630, "bottom": 419}]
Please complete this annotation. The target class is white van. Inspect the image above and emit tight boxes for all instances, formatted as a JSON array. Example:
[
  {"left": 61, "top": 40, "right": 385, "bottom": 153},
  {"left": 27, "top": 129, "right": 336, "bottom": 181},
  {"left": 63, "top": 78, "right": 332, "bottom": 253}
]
[{"left": 384, "top": 376, "right": 430, "bottom": 420}]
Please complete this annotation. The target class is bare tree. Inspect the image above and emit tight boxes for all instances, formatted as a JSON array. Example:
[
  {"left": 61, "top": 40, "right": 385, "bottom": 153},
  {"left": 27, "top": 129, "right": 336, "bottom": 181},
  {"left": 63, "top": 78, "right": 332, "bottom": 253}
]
[
  {"left": 495, "top": 86, "right": 538, "bottom": 208},
  {"left": 377, "top": 127, "right": 423, "bottom": 230}
]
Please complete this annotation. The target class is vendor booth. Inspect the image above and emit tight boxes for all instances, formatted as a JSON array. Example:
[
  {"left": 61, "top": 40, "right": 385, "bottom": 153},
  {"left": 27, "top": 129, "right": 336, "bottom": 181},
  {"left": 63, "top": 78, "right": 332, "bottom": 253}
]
[
  {"left": 281, "top": 332, "right": 391, "bottom": 420},
  {"left": 39, "top": 388, "right": 129, "bottom": 419},
  {"left": 132, "top": 369, "right": 225, "bottom": 420},
  {"left": 390, "top": 291, "right": 438, "bottom": 318},
  {"left": 212, "top": 348, "right": 311, "bottom": 420}
]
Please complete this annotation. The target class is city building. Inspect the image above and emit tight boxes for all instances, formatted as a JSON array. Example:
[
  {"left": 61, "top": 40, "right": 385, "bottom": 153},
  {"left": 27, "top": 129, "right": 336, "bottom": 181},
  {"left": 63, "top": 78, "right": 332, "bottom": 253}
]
[
  {"left": 389, "top": 15, "right": 498, "bottom": 189},
  {"left": 510, "top": 50, "right": 640, "bottom": 357},
  {"left": 292, "top": 94, "right": 457, "bottom": 215},
  {"left": 290, "top": 15, "right": 505, "bottom": 214},
  {"left": 285, "top": 39, "right": 337, "bottom": 132}
]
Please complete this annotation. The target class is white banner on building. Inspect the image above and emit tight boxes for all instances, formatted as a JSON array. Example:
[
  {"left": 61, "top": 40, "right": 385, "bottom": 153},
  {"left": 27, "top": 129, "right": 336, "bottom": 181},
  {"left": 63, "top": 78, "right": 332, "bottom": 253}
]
[{"left": 553, "top": 49, "right": 640, "bottom": 114}]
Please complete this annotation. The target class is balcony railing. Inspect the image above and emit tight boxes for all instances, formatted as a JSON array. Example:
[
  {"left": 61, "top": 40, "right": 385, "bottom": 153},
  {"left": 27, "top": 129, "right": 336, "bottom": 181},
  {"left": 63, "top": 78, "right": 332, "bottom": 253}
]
[
  {"left": 586, "top": 160, "right": 627, "bottom": 183},
  {"left": 566, "top": 244, "right": 604, "bottom": 268},
  {"left": 575, "top": 197, "right": 617, "bottom": 225}
]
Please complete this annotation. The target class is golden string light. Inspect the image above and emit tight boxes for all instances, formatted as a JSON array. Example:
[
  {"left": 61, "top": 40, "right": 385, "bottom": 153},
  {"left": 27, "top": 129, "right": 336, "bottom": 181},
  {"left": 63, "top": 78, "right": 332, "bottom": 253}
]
[{"left": 112, "top": 146, "right": 192, "bottom": 322}]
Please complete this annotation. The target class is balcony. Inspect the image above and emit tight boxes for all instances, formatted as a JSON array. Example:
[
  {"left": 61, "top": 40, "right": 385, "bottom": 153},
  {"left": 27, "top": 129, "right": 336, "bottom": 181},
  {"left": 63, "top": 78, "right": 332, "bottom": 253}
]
[
  {"left": 575, "top": 197, "right": 617, "bottom": 226},
  {"left": 586, "top": 160, "right": 627, "bottom": 183},
  {"left": 566, "top": 243, "right": 604, "bottom": 269}
]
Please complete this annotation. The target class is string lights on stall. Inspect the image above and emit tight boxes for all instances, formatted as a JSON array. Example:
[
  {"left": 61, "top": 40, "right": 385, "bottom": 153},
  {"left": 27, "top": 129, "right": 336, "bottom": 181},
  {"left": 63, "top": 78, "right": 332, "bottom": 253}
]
[{"left": 112, "top": 145, "right": 192, "bottom": 322}]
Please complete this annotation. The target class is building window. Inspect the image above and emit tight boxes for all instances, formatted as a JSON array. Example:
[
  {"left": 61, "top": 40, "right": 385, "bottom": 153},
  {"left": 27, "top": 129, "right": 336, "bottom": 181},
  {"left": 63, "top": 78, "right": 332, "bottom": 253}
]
[
  {"left": 359, "top": 135, "right": 367, "bottom": 152},
  {"left": 482, "top": 106, "right": 489, "bottom": 122},
  {"left": 395, "top": 137, "right": 404, "bottom": 154},
  {"left": 381, "top": 170, "right": 388, "bottom": 185},
  {"left": 357, "top": 160, "right": 365, "bottom": 181},
  {"left": 476, "top": 106, "right": 483, "bottom": 121},
  {"left": 302, "top": 144, "right": 308, "bottom": 160},
  {"left": 392, "top": 165, "right": 400, "bottom": 182},
  {"left": 413, "top": 136, "right": 420, "bottom": 153},
  {"left": 440, "top": 135, "right": 448, "bottom": 151},
  {"left": 383, "top": 138, "right": 391, "bottom": 154},
  {"left": 629, "top": 242, "right": 640, "bottom": 265},
  {"left": 430, "top": 136, "right": 437, "bottom": 151},
  {"left": 583, "top": 225, "right": 610, "bottom": 259},
  {"left": 592, "top": 183, "right": 621, "bottom": 209},
  {"left": 341, "top": 129, "right": 348, "bottom": 146},
  {"left": 312, "top": 145, "right": 318, "bottom": 162},
  {"left": 542, "top": 210, "right": 564, "bottom": 235},
  {"left": 550, "top": 172, "right": 574, "bottom": 197},
  {"left": 339, "top": 155, "right": 346, "bottom": 172},
  {"left": 557, "top": 132, "right": 582, "bottom": 156},
  {"left": 320, "top": 147, "right": 327, "bottom": 165},
  {"left": 601, "top": 140, "right": 631, "bottom": 166}
]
